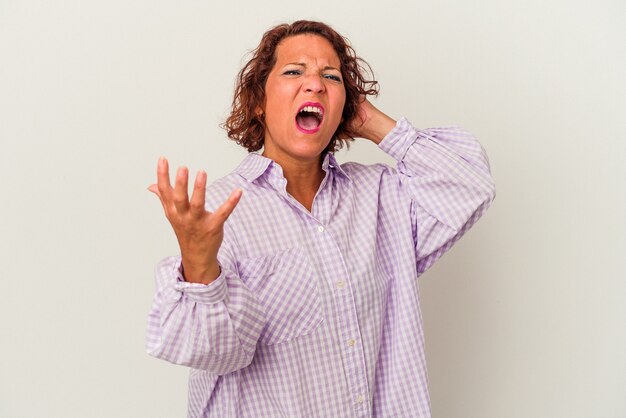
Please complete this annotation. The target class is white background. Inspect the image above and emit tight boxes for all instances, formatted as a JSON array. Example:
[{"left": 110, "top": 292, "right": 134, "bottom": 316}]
[{"left": 1, "top": 1, "right": 624, "bottom": 417}]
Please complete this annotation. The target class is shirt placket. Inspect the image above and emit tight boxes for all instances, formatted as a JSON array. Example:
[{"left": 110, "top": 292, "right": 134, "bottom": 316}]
[
  {"left": 267, "top": 164, "right": 371, "bottom": 417},
  {"left": 312, "top": 179, "right": 371, "bottom": 418}
]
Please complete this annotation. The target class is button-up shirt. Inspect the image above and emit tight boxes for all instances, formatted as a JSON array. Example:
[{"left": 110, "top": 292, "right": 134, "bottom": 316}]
[{"left": 146, "top": 118, "right": 496, "bottom": 417}]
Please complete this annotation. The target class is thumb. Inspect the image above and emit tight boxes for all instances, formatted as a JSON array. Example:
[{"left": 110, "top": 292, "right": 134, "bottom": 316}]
[
  {"left": 212, "top": 188, "right": 243, "bottom": 224},
  {"left": 148, "top": 184, "right": 168, "bottom": 213}
]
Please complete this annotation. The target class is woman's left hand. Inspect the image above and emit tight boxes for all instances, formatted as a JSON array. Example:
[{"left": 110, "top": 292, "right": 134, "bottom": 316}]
[{"left": 346, "top": 98, "right": 397, "bottom": 144}]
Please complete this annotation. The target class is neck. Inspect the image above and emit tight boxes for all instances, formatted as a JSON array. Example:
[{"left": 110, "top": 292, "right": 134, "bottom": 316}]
[{"left": 265, "top": 153, "right": 326, "bottom": 212}]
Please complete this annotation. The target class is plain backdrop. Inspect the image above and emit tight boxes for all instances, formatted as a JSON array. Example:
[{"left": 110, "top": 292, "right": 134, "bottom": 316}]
[{"left": 1, "top": 1, "right": 624, "bottom": 417}]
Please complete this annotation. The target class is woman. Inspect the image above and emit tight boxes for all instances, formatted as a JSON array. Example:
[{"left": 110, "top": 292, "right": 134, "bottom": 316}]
[{"left": 147, "top": 20, "right": 495, "bottom": 417}]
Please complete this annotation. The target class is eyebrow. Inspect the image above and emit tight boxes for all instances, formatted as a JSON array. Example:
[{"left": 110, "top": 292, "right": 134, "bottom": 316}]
[{"left": 285, "top": 62, "right": 340, "bottom": 71}]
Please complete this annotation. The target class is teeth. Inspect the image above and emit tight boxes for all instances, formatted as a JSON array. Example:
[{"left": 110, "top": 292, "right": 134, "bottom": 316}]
[{"left": 300, "top": 106, "right": 323, "bottom": 115}]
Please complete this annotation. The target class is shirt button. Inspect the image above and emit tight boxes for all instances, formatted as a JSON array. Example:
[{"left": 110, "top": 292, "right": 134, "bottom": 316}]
[
  {"left": 356, "top": 395, "right": 364, "bottom": 404},
  {"left": 348, "top": 339, "right": 356, "bottom": 347},
  {"left": 317, "top": 225, "right": 325, "bottom": 232},
  {"left": 336, "top": 280, "right": 345, "bottom": 289}
]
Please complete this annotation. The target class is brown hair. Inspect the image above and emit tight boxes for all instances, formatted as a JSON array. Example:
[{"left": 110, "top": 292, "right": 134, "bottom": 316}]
[{"left": 222, "top": 20, "right": 379, "bottom": 153}]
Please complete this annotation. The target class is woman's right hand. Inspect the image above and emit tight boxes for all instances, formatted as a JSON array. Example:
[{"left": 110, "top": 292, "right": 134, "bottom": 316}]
[{"left": 148, "top": 157, "right": 242, "bottom": 284}]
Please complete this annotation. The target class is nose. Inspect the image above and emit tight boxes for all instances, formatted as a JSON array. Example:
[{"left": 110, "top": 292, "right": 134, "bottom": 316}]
[{"left": 302, "top": 74, "right": 325, "bottom": 94}]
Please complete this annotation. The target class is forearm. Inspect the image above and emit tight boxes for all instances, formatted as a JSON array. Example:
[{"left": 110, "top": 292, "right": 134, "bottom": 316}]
[
  {"left": 380, "top": 118, "right": 495, "bottom": 230},
  {"left": 146, "top": 256, "right": 266, "bottom": 374},
  {"left": 376, "top": 118, "right": 496, "bottom": 275}
]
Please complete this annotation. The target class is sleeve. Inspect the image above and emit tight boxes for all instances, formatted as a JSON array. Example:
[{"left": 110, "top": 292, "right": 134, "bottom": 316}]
[
  {"left": 145, "top": 237, "right": 266, "bottom": 375},
  {"left": 378, "top": 117, "right": 496, "bottom": 275}
]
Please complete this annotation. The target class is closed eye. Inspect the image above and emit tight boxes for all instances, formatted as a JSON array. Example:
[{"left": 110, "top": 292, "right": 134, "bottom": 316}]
[{"left": 283, "top": 70, "right": 302, "bottom": 76}]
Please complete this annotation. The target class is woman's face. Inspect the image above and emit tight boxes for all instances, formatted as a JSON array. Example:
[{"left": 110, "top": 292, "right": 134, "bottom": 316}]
[{"left": 262, "top": 34, "right": 346, "bottom": 166}]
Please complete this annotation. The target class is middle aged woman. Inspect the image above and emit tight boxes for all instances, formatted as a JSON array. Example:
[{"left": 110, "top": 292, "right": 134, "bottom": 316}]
[{"left": 147, "top": 20, "right": 496, "bottom": 418}]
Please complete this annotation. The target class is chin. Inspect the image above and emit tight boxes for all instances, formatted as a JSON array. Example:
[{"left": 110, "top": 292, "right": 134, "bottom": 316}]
[{"left": 292, "top": 146, "right": 327, "bottom": 161}]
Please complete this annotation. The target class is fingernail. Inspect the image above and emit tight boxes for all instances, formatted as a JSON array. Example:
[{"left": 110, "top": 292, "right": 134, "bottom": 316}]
[{"left": 194, "top": 170, "right": 203, "bottom": 184}]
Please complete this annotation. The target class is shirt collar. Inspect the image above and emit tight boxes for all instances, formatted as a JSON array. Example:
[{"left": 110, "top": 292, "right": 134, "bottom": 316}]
[
  {"left": 236, "top": 152, "right": 352, "bottom": 183},
  {"left": 321, "top": 152, "right": 351, "bottom": 180},
  {"left": 234, "top": 153, "right": 272, "bottom": 183}
]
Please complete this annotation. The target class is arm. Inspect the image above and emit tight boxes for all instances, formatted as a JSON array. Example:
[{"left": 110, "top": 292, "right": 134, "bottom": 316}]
[
  {"left": 352, "top": 100, "right": 496, "bottom": 275},
  {"left": 146, "top": 158, "right": 266, "bottom": 373},
  {"left": 146, "top": 241, "right": 266, "bottom": 374}
]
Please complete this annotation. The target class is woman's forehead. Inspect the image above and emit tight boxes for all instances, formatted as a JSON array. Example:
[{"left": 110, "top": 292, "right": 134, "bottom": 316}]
[{"left": 275, "top": 34, "right": 340, "bottom": 67}]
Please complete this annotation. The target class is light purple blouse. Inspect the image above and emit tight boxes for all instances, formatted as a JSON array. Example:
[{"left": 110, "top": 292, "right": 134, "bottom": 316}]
[{"left": 147, "top": 118, "right": 496, "bottom": 417}]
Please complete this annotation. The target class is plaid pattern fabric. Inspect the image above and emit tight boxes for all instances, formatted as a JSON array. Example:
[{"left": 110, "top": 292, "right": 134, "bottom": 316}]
[{"left": 147, "top": 118, "right": 496, "bottom": 417}]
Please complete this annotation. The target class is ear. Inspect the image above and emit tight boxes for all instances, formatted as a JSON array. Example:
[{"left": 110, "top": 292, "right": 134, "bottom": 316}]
[{"left": 255, "top": 106, "right": 264, "bottom": 117}]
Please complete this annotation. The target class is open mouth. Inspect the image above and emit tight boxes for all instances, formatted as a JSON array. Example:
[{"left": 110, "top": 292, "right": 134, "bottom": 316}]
[{"left": 295, "top": 103, "right": 324, "bottom": 133}]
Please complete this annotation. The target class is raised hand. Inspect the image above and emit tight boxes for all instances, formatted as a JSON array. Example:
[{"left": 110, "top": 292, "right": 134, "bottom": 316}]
[
  {"left": 346, "top": 98, "right": 396, "bottom": 144},
  {"left": 148, "top": 157, "right": 242, "bottom": 284}
]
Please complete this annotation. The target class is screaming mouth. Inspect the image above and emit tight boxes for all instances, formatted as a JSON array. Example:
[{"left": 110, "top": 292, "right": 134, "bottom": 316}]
[{"left": 296, "top": 104, "right": 324, "bottom": 133}]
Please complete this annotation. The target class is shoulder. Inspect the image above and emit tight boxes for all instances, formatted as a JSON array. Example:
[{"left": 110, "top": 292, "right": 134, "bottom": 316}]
[
  {"left": 339, "top": 160, "right": 398, "bottom": 185},
  {"left": 203, "top": 172, "right": 247, "bottom": 212},
  {"left": 203, "top": 153, "right": 272, "bottom": 211}
]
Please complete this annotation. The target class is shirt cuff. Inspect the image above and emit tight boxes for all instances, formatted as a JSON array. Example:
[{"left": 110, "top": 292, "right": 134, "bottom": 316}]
[
  {"left": 167, "top": 260, "right": 228, "bottom": 304},
  {"left": 378, "top": 117, "right": 420, "bottom": 161}
]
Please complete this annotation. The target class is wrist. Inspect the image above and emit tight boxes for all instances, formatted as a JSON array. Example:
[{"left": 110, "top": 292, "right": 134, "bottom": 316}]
[
  {"left": 363, "top": 113, "right": 396, "bottom": 144},
  {"left": 181, "top": 259, "right": 220, "bottom": 284}
]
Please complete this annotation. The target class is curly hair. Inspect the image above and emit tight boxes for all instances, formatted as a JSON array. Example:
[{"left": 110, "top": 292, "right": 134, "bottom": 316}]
[{"left": 222, "top": 20, "right": 379, "bottom": 153}]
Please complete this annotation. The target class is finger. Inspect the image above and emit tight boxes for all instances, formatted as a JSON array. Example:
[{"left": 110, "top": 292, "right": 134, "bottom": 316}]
[
  {"left": 189, "top": 170, "right": 207, "bottom": 216},
  {"left": 148, "top": 184, "right": 168, "bottom": 212},
  {"left": 211, "top": 188, "right": 243, "bottom": 225},
  {"left": 156, "top": 157, "right": 173, "bottom": 201},
  {"left": 172, "top": 166, "right": 190, "bottom": 213},
  {"left": 148, "top": 184, "right": 163, "bottom": 201}
]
